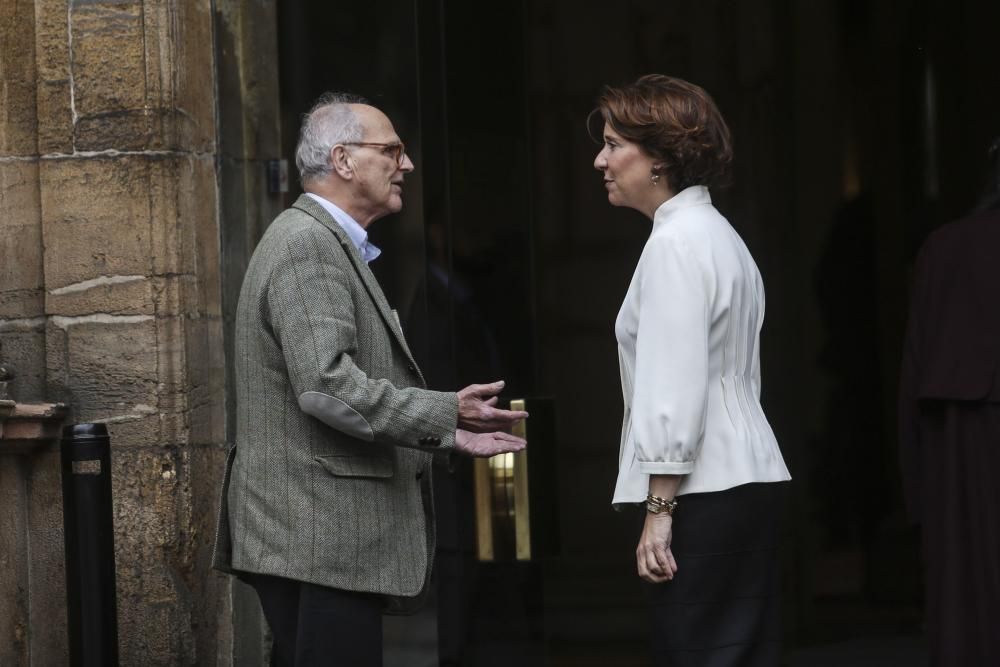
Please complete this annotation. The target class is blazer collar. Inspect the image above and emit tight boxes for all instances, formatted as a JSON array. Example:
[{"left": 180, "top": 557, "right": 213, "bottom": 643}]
[
  {"left": 293, "top": 193, "right": 355, "bottom": 247},
  {"left": 290, "top": 194, "right": 422, "bottom": 381}
]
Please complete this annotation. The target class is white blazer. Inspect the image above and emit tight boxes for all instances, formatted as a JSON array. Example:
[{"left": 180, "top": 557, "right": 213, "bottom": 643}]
[{"left": 612, "top": 186, "right": 790, "bottom": 506}]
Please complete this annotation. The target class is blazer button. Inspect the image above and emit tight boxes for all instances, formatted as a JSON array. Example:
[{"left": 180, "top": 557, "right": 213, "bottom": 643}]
[
  {"left": 407, "top": 363, "right": 417, "bottom": 373},
  {"left": 416, "top": 470, "right": 424, "bottom": 480}
]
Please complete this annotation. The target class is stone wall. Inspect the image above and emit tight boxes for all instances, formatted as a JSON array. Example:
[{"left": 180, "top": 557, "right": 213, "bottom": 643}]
[{"left": 0, "top": 0, "right": 238, "bottom": 663}]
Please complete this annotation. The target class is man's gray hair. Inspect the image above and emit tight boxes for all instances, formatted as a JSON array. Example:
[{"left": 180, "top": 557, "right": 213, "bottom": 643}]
[{"left": 295, "top": 92, "right": 371, "bottom": 184}]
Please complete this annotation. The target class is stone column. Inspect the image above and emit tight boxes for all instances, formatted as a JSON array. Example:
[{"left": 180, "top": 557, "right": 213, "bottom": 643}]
[
  {"left": 214, "top": 0, "right": 286, "bottom": 662},
  {"left": 1, "top": 0, "right": 237, "bottom": 663}
]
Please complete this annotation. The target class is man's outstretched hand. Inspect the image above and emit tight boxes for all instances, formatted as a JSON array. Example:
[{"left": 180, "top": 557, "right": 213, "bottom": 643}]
[
  {"left": 455, "top": 429, "right": 526, "bottom": 458},
  {"left": 456, "top": 380, "right": 529, "bottom": 433}
]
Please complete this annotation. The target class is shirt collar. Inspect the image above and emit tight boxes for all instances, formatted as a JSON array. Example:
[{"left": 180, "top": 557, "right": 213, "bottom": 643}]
[
  {"left": 305, "top": 193, "right": 382, "bottom": 263},
  {"left": 652, "top": 185, "right": 712, "bottom": 226}
]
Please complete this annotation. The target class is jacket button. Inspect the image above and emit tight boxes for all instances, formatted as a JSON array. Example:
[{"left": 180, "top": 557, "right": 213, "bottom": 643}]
[
  {"left": 407, "top": 364, "right": 417, "bottom": 373},
  {"left": 416, "top": 470, "right": 424, "bottom": 480}
]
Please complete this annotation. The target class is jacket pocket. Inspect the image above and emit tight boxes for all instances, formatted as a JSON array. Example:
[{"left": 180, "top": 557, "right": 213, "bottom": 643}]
[{"left": 315, "top": 454, "right": 394, "bottom": 479}]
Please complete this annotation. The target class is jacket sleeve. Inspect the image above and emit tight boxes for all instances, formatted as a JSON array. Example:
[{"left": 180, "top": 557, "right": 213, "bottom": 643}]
[
  {"left": 632, "top": 235, "right": 710, "bottom": 475},
  {"left": 266, "top": 227, "right": 458, "bottom": 451}
]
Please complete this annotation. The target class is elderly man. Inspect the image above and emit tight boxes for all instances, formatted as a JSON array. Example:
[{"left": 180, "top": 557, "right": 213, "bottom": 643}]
[{"left": 212, "top": 92, "right": 527, "bottom": 666}]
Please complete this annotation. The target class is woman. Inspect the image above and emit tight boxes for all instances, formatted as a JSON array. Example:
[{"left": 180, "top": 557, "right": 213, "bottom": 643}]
[{"left": 592, "top": 74, "right": 791, "bottom": 665}]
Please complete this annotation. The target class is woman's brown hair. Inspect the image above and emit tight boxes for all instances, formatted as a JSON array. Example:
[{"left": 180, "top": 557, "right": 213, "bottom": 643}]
[{"left": 592, "top": 74, "right": 733, "bottom": 191}]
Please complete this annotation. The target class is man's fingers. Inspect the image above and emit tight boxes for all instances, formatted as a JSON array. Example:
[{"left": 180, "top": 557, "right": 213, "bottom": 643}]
[
  {"left": 486, "top": 407, "right": 529, "bottom": 421},
  {"left": 457, "top": 378, "right": 529, "bottom": 432},
  {"left": 482, "top": 431, "right": 525, "bottom": 448},
  {"left": 465, "top": 432, "right": 526, "bottom": 457},
  {"left": 463, "top": 407, "right": 529, "bottom": 433},
  {"left": 489, "top": 433, "right": 525, "bottom": 452},
  {"left": 461, "top": 380, "right": 504, "bottom": 398},
  {"left": 482, "top": 380, "right": 505, "bottom": 393},
  {"left": 457, "top": 395, "right": 529, "bottom": 433}
]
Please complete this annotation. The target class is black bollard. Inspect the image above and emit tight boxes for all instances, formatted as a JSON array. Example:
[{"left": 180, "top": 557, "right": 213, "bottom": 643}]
[{"left": 61, "top": 423, "right": 119, "bottom": 666}]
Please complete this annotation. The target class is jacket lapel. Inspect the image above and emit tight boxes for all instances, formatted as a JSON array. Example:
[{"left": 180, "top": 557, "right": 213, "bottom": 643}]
[{"left": 291, "top": 195, "right": 423, "bottom": 381}]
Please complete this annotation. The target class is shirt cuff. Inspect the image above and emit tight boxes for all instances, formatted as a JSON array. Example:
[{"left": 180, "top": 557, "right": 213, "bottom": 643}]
[{"left": 638, "top": 460, "right": 695, "bottom": 475}]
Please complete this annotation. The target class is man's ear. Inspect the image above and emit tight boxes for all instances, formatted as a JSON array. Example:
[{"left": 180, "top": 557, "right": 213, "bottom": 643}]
[{"left": 331, "top": 146, "right": 354, "bottom": 179}]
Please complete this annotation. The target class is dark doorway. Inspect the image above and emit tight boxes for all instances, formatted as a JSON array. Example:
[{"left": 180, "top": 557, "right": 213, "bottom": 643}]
[{"left": 274, "top": 0, "right": 1000, "bottom": 665}]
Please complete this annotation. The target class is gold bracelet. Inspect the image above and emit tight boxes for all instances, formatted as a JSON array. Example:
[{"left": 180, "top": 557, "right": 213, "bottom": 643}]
[{"left": 645, "top": 493, "right": 678, "bottom": 516}]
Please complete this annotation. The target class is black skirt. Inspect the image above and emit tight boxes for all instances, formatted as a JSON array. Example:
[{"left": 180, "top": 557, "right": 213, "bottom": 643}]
[{"left": 642, "top": 481, "right": 787, "bottom": 667}]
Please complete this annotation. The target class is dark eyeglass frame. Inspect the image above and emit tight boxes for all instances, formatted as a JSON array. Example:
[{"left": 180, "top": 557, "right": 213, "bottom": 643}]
[{"left": 341, "top": 141, "right": 407, "bottom": 167}]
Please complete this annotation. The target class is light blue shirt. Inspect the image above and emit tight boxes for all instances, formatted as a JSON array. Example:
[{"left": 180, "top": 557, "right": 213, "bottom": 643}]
[{"left": 306, "top": 193, "right": 382, "bottom": 263}]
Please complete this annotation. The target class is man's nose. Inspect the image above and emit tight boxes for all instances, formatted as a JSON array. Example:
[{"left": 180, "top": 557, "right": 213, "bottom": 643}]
[{"left": 400, "top": 153, "right": 415, "bottom": 172}]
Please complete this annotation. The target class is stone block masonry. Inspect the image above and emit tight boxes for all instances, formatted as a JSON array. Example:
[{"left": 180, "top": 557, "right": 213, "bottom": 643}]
[{"left": 0, "top": 0, "right": 233, "bottom": 664}]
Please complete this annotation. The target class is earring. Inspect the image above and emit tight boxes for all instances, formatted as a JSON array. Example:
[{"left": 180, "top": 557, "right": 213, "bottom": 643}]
[{"left": 651, "top": 173, "right": 660, "bottom": 185}]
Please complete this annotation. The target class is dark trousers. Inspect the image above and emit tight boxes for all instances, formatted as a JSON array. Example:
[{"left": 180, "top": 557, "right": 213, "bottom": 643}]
[
  {"left": 245, "top": 572, "right": 384, "bottom": 667},
  {"left": 643, "top": 482, "right": 787, "bottom": 667}
]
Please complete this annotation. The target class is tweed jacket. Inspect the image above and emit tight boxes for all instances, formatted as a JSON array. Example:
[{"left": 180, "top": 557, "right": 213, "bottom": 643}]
[{"left": 212, "top": 194, "right": 459, "bottom": 611}]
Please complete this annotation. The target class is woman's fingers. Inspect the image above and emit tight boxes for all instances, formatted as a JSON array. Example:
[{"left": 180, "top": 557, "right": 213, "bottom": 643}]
[
  {"left": 636, "top": 514, "right": 677, "bottom": 583},
  {"left": 653, "top": 544, "right": 673, "bottom": 581},
  {"left": 665, "top": 548, "right": 678, "bottom": 576},
  {"left": 636, "top": 513, "right": 677, "bottom": 582},
  {"left": 646, "top": 548, "right": 661, "bottom": 576},
  {"left": 636, "top": 548, "right": 647, "bottom": 579},
  {"left": 637, "top": 544, "right": 670, "bottom": 583}
]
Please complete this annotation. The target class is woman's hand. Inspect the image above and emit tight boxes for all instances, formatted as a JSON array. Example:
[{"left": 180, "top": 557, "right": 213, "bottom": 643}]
[{"left": 636, "top": 512, "right": 678, "bottom": 583}]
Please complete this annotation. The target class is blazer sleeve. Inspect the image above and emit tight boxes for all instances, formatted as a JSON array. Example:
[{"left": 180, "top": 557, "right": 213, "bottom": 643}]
[
  {"left": 266, "top": 227, "right": 458, "bottom": 451},
  {"left": 632, "top": 235, "right": 710, "bottom": 475}
]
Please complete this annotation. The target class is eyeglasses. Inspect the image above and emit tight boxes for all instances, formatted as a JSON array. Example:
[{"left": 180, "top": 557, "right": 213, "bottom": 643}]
[{"left": 341, "top": 141, "right": 407, "bottom": 167}]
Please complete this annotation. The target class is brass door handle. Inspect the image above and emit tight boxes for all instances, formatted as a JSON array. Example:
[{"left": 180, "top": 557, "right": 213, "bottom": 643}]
[{"left": 474, "top": 399, "right": 531, "bottom": 561}]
